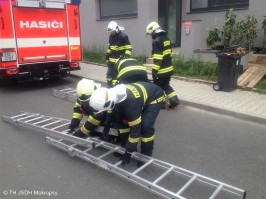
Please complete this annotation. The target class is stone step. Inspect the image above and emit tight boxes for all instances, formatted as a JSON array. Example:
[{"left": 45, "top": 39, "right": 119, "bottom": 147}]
[
  {"left": 143, "top": 63, "right": 152, "bottom": 72},
  {"left": 146, "top": 57, "right": 153, "bottom": 64}
]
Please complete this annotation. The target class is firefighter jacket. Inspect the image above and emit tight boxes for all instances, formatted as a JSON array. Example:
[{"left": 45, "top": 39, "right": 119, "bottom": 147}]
[
  {"left": 112, "top": 82, "right": 164, "bottom": 152},
  {"left": 106, "top": 31, "right": 132, "bottom": 64},
  {"left": 111, "top": 58, "right": 148, "bottom": 86},
  {"left": 70, "top": 99, "right": 105, "bottom": 135},
  {"left": 152, "top": 31, "right": 173, "bottom": 78}
]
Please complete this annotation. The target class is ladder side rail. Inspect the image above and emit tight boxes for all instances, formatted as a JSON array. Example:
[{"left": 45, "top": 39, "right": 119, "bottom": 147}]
[
  {"left": 150, "top": 158, "right": 245, "bottom": 198},
  {"left": 130, "top": 152, "right": 245, "bottom": 198},
  {"left": 185, "top": 173, "right": 245, "bottom": 198},
  {"left": 1, "top": 115, "right": 21, "bottom": 125},
  {"left": 1, "top": 112, "right": 37, "bottom": 124},
  {"left": 12, "top": 119, "right": 95, "bottom": 149},
  {"left": 46, "top": 137, "right": 184, "bottom": 199}
]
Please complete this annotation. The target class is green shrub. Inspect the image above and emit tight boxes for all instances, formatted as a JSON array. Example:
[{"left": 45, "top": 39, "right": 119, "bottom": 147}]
[
  {"left": 173, "top": 54, "right": 218, "bottom": 81},
  {"left": 83, "top": 44, "right": 106, "bottom": 64},
  {"left": 256, "top": 78, "right": 266, "bottom": 94},
  {"left": 83, "top": 45, "right": 146, "bottom": 65}
]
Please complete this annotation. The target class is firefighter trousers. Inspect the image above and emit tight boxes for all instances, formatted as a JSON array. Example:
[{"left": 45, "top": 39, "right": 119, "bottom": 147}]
[
  {"left": 153, "top": 76, "right": 180, "bottom": 105},
  {"left": 106, "top": 62, "right": 115, "bottom": 87},
  {"left": 119, "top": 101, "right": 163, "bottom": 157}
]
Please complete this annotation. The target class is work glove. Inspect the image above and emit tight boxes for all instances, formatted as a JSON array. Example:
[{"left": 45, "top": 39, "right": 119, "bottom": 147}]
[
  {"left": 152, "top": 69, "right": 158, "bottom": 80},
  {"left": 66, "top": 124, "right": 76, "bottom": 134},
  {"left": 73, "top": 129, "right": 86, "bottom": 138},
  {"left": 102, "top": 123, "right": 111, "bottom": 140},
  {"left": 120, "top": 152, "right": 132, "bottom": 165}
]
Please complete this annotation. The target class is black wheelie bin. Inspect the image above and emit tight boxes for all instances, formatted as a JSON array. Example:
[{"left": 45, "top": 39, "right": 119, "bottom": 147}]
[{"left": 213, "top": 45, "right": 245, "bottom": 92}]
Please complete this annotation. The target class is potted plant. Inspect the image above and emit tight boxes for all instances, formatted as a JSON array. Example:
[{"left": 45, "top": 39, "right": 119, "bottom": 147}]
[
  {"left": 222, "top": 8, "right": 236, "bottom": 48},
  {"left": 243, "top": 15, "right": 258, "bottom": 52},
  {"left": 262, "top": 16, "right": 266, "bottom": 53},
  {"left": 206, "top": 26, "right": 221, "bottom": 50}
]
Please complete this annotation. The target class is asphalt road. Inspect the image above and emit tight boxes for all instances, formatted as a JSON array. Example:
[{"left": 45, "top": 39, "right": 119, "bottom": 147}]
[{"left": 0, "top": 76, "right": 265, "bottom": 199}]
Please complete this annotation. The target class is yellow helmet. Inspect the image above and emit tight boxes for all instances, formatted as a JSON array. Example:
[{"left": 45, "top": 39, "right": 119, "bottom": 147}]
[
  {"left": 146, "top": 22, "right": 160, "bottom": 35},
  {"left": 76, "top": 78, "right": 95, "bottom": 103}
]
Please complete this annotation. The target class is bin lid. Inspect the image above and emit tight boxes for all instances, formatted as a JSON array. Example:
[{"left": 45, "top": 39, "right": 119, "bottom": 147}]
[{"left": 216, "top": 45, "right": 246, "bottom": 58}]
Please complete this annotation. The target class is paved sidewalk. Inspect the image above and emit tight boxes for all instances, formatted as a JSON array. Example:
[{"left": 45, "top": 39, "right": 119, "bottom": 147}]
[{"left": 71, "top": 62, "right": 266, "bottom": 124}]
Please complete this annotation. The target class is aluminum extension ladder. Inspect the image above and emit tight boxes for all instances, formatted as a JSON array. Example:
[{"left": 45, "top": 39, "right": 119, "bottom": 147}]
[
  {"left": 51, "top": 87, "right": 78, "bottom": 103},
  {"left": 1, "top": 111, "right": 246, "bottom": 199},
  {"left": 51, "top": 84, "right": 101, "bottom": 103}
]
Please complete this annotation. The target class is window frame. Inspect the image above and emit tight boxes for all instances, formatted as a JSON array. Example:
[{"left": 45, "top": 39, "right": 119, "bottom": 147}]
[
  {"left": 99, "top": 0, "right": 138, "bottom": 20},
  {"left": 190, "top": 0, "right": 249, "bottom": 13}
]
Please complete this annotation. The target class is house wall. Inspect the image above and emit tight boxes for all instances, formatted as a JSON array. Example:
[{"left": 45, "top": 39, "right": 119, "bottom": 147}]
[
  {"left": 79, "top": 0, "right": 158, "bottom": 58},
  {"left": 79, "top": 0, "right": 265, "bottom": 60},
  {"left": 181, "top": 0, "right": 266, "bottom": 49}
]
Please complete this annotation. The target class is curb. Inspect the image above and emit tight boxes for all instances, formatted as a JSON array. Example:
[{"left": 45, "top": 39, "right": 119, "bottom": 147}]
[
  {"left": 81, "top": 61, "right": 262, "bottom": 93},
  {"left": 73, "top": 62, "right": 266, "bottom": 124},
  {"left": 180, "top": 98, "right": 266, "bottom": 125}
]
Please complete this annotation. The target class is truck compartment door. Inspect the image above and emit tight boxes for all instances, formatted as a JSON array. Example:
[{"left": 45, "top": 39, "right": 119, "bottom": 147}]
[{"left": 13, "top": 7, "right": 69, "bottom": 63}]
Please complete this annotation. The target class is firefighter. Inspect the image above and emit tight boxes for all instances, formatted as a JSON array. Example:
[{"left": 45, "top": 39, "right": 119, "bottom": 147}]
[
  {"left": 89, "top": 82, "right": 164, "bottom": 166},
  {"left": 67, "top": 78, "right": 105, "bottom": 138},
  {"left": 106, "top": 21, "right": 132, "bottom": 87},
  {"left": 111, "top": 57, "right": 149, "bottom": 86},
  {"left": 146, "top": 22, "right": 180, "bottom": 109}
]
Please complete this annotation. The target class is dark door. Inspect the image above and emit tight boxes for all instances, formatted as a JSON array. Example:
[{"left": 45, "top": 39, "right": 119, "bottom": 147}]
[{"left": 158, "top": 0, "right": 181, "bottom": 47}]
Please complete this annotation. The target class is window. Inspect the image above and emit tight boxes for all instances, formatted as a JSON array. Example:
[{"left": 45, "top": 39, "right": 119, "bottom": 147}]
[
  {"left": 191, "top": 0, "right": 249, "bottom": 12},
  {"left": 99, "top": 0, "right": 137, "bottom": 19}
]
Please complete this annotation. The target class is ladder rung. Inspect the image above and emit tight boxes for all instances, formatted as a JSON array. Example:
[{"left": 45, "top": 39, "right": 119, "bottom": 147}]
[
  {"left": 66, "top": 90, "right": 76, "bottom": 94},
  {"left": 98, "top": 149, "right": 114, "bottom": 159},
  {"left": 70, "top": 143, "right": 77, "bottom": 148},
  {"left": 83, "top": 148, "right": 92, "bottom": 153},
  {"left": 41, "top": 120, "right": 62, "bottom": 127},
  {"left": 60, "top": 88, "right": 72, "bottom": 92},
  {"left": 153, "top": 166, "right": 175, "bottom": 184},
  {"left": 24, "top": 116, "right": 43, "bottom": 123},
  {"left": 51, "top": 122, "right": 70, "bottom": 130},
  {"left": 176, "top": 174, "right": 197, "bottom": 195},
  {"left": 210, "top": 184, "right": 223, "bottom": 199},
  {"left": 16, "top": 114, "right": 38, "bottom": 121},
  {"left": 95, "top": 141, "right": 104, "bottom": 148},
  {"left": 32, "top": 118, "right": 52, "bottom": 125},
  {"left": 114, "top": 160, "right": 122, "bottom": 166},
  {"left": 11, "top": 113, "right": 27, "bottom": 119},
  {"left": 132, "top": 159, "right": 154, "bottom": 175}
]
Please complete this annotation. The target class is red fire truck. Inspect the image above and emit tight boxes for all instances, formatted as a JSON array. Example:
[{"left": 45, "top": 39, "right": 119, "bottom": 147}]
[{"left": 0, "top": 0, "right": 82, "bottom": 81}]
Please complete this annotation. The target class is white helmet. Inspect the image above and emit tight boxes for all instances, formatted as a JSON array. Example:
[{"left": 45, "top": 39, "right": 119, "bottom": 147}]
[
  {"left": 146, "top": 21, "right": 160, "bottom": 35},
  {"left": 89, "top": 85, "right": 127, "bottom": 113},
  {"left": 107, "top": 21, "right": 119, "bottom": 32},
  {"left": 76, "top": 78, "right": 95, "bottom": 103},
  {"left": 89, "top": 88, "right": 116, "bottom": 113}
]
